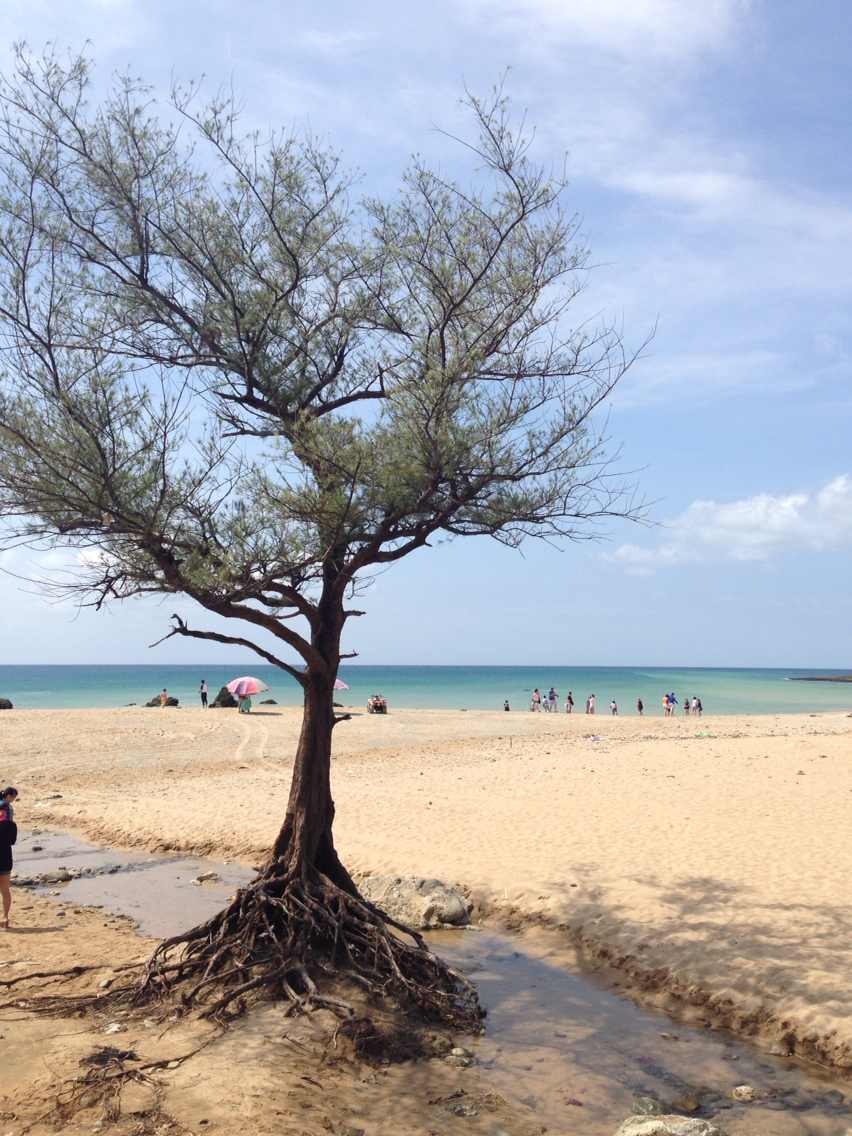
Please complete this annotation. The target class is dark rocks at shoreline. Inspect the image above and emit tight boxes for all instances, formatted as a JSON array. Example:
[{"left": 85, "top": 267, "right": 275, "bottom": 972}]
[
  {"left": 0, "top": 697, "right": 13, "bottom": 710},
  {"left": 260, "top": 698, "right": 277, "bottom": 704},
  {"left": 144, "top": 695, "right": 179, "bottom": 707},
  {"left": 210, "top": 685, "right": 238, "bottom": 708}
]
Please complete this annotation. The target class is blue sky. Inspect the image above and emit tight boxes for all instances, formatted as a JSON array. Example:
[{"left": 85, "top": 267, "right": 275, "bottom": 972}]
[{"left": 0, "top": 0, "right": 850, "bottom": 666}]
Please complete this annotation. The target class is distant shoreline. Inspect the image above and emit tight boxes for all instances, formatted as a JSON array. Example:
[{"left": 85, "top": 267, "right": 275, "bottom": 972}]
[{"left": 789, "top": 675, "right": 852, "bottom": 683}]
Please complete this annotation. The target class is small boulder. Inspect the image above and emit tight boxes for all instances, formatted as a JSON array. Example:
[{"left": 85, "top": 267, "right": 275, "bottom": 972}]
[
  {"left": 0, "top": 698, "right": 13, "bottom": 710},
  {"left": 357, "top": 875, "right": 470, "bottom": 928},
  {"left": 614, "top": 1119, "right": 724, "bottom": 1136},
  {"left": 730, "top": 1085, "right": 758, "bottom": 1102},
  {"left": 191, "top": 871, "right": 220, "bottom": 885},
  {"left": 260, "top": 698, "right": 277, "bottom": 704},
  {"left": 210, "top": 685, "right": 238, "bottom": 708},
  {"left": 144, "top": 695, "right": 179, "bottom": 707}
]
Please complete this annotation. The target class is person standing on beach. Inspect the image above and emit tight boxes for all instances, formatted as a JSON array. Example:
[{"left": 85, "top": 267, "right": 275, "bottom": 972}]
[
  {"left": 159, "top": 688, "right": 168, "bottom": 707},
  {"left": 503, "top": 699, "right": 510, "bottom": 711},
  {"left": 588, "top": 694, "right": 596, "bottom": 714},
  {"left": 610, "top": 699, "right": 618, "bottom": 715},
  {"left": 683, "top": 697, "right": 690, "bottom": 716},
  {"left": 565, "top": 691, "right": 574, "bottom": 713},
  {"left": 200, "top": 680, "right": 208, "bottom": 709},
  {"left": 694, "top": 696, "right": 703, "bottom": 716},
  {"left": 0, "top": 787, "right": 18, "bottom": 929},
  {"left": 669, "top": 692, "right": 678, "bottom": 715},
  {"left": 531, "top": 688, "right": 541, "bottom": 712},
  {"left": 662, "top": 693, "right": 670, "bottom": 716},
  {"left": 637, "top": 697, "right": 644, "bottom": 715},
  {"left": 548, "top": 687, "right": 558, "bottom": 713}
]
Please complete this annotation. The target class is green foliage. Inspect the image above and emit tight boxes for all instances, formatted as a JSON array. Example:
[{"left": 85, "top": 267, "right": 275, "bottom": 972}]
[{"left": 0, "top": 49, "right": 641, "bottom": 672}]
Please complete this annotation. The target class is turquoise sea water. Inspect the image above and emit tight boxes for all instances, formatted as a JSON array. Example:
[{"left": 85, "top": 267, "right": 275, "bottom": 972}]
[{"left": 0, "top": 664, "right": 850, "bottom": 714}]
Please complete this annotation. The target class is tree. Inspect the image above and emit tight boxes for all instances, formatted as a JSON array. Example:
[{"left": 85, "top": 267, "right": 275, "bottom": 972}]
[{"left": 0, "top": 48, "right": 642, "bottom": 1027}]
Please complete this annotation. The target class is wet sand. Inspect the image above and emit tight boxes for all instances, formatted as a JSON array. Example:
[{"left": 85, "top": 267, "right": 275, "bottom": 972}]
[
  {"left": 2, "top": 705, "right": 852, "bottom": 1072},
  {"left": 4, "top": 836, "right": 850, "bottom": 1135}
]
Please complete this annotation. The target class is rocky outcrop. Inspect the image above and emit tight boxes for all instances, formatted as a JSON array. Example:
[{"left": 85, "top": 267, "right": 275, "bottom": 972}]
[
  {"left": 210, "top": 686, "right": 238, "bottom": 708},
  {"left": 357, "top": 875, "right": 470, "bottom": 929},
  {"left": 144, "top": 695, "right": 179, "bottom": 707},
  {"left": 260, "top": 698, "right": 277, "bottom": 704},
  {"left": 0, "top": 698, "right": 12, "bottom": 710},
  {"left": 614, "top": 1118, "right": 724, "bottom": 1136}
]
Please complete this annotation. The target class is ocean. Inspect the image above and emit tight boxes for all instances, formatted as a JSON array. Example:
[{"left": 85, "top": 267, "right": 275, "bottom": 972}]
[{"left": 0, "top": 664, "right": 850, "bottom": 715}]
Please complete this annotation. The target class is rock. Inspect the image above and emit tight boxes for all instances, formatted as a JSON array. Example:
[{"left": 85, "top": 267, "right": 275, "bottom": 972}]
[
  {"left": 357, "top": 875, "right": 470, "bottom": 928},
  {"left": 104, "top": 1022, "right": 127, "bottom": 1034},
  {"left": 0, "top": 698, "right": 13, "bottom": 710},
  {"left": 445, "top": 1053, "right": 473, "bottom": 1067},
  {"left": 210, "top": 685, "right": 238, "bottom": 708},
  {"left": 613, "top": 1118, "right": 724, "bottom": 1136},
  {"left": 453, "top": 1103, "right": 479, "bottom": 1117},
  {"left": 31, "top": 845, "right": 43, "bottom": 852},
  {"left": 730, "top": 1085, "right": 758, "bottom": 1102},
  {"left": 633, "top": 1097, "right": 664, "bottom": 1116},
  {"left": 668, "top": 1092, "right": 700, "bottom": 1114},
  {"left": 191, "top": 871, "right": 220, "bottom": 885},
  {"left": 144, "top": 695, "right": 179, "bottom": 707},
  {"left": 451, "top": 1046, "right": 472, "bottom": 1057},
  {"left": 260, "top": 698, "right": 277, "bottom": 704}
]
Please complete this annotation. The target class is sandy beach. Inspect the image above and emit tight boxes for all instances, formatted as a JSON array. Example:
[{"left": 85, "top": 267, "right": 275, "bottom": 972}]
[{"left": 2, "top": 704, "right": 851, "bottom": 1077}]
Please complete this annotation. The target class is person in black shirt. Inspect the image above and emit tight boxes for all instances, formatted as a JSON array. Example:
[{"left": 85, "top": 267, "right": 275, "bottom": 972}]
[{"left": 0, "top": 786, "right": 19, "bottom": 928}]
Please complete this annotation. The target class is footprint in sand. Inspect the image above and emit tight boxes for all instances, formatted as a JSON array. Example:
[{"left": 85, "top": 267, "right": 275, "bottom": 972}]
[{"left": 234, "top": 718, "right": 278, "bottom": 774}]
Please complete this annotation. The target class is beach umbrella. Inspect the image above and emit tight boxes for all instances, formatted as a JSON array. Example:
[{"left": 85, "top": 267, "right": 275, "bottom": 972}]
[
  {"left": 226, "top": 676, "right": 270, "bottom": 697},
  {"left": 334, "top": 678, "right": 350, "bottom": 690}
]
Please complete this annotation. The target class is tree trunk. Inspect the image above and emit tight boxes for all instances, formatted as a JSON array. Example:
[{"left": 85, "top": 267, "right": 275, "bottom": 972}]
[{"left": 270, "top": 596, "right": 356, "bottom": 893}]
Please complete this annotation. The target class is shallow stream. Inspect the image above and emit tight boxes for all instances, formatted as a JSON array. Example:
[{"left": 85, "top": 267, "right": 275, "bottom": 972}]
[{"left": 13, "top": 830, "right": 852, "bottom": 1135}]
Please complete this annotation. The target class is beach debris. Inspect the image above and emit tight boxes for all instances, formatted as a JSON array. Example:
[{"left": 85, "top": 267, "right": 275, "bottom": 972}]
[
  {"left": 82, "top": 1045, "right": 139, "bottom": 1068},
  {"left": 104, "top": 1022, "right": 127, "bottom": 1034},
  {"left": 357, "top": 875, "right": 471, "bottom": 928},
  {"left": 613, "top": 1117, "right": 725, "bottom": 1136}
]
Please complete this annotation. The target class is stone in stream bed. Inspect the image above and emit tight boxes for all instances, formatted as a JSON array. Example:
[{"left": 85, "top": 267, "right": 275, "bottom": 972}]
[
  {"left": 357, "top": 875, "right": 470, "bottom": 928},
  {"left": 614, "top": 1119, "right": 725, "bottom": 1136}
]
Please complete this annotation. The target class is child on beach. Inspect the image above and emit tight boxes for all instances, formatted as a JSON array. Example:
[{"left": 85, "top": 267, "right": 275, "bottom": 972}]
[
  {"left": 637, "top": 698, "right": 644, "bottom": 715},
  {"left": 610, "top": 699, "right": 618, "bottom": 715},
  {"left": 565, "top": 691, "right": 574, "bottom": 713},
  {"left": 0, "top": 787, "right": 19, "bottom": 929}
]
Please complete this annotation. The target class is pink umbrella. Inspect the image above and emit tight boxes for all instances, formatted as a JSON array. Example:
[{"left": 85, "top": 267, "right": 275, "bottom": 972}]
[
  {"left": 227, "top": 676, "right": 270, "bottom": 697},
  {"left": 334, "top": 678, "right": 350, "bottom": 691}
]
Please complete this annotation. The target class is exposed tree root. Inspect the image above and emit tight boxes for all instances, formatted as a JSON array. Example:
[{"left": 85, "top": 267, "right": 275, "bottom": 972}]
[
  {"left": 23, "top": 1038, "right": 216, "bottom": 1135},
  {"left": 12, "top": 862, "right": 484, "bottom": 1038}
]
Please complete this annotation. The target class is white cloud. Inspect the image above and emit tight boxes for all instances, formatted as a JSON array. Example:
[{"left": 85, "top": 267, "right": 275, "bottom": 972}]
[
  {"left": 612, "top": 475, "right": 852, "bottom": 572},
  {"left": 462, "top": 0, "right": 747, "bottom": 58}
]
